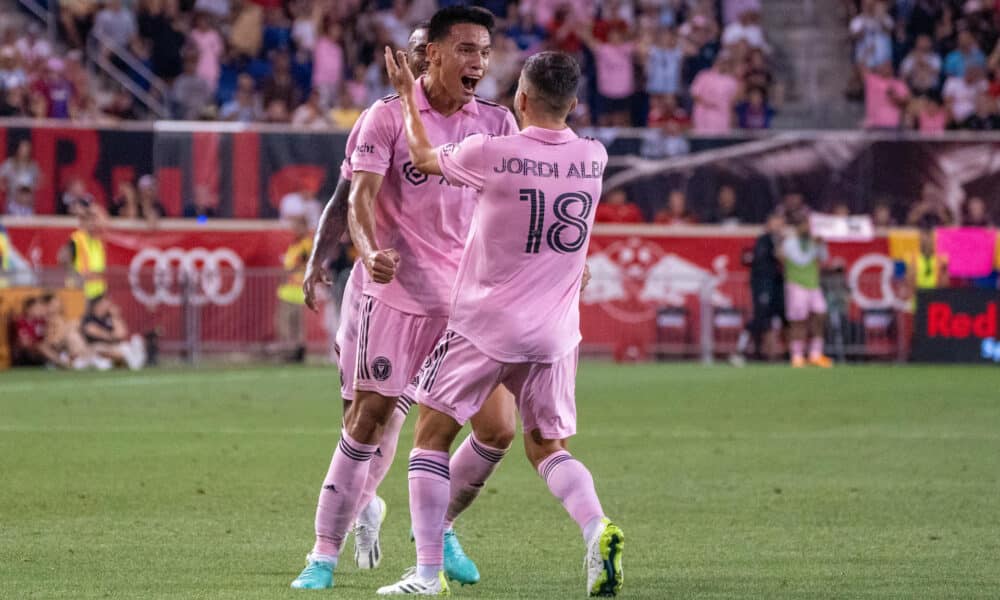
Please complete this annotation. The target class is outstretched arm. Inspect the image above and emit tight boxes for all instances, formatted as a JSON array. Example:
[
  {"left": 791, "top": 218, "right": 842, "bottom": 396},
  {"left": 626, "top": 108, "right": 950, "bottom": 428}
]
[
  {"left": 384, "top": 47, "right": 441, "bottom": 175},
  {"left": 301, "top": 176, "right": 351, "bottom": 311}
]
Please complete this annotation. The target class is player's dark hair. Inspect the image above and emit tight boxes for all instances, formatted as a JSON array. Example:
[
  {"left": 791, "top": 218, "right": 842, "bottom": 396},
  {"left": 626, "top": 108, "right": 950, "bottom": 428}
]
[
  {"left": 523, "top": 51, "right": 581, "bottom": 117},
  {"left": 22, "top": 296, "right": 37, "bottom": 312},
  {"left": 427, "top": 6, "right": 494, "bottom": 43}
]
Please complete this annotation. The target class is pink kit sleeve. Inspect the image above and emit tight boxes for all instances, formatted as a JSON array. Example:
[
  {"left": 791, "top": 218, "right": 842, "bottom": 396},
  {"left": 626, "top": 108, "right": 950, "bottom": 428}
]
[
  {"left": 340, "top": 108, "right": 369, "bottom": 181},
  {"left": 436, "top": 133, "right": 489, "bottom": 192},
  {"left": 350, "top": 102, "right": 396, "bottom": 176}
]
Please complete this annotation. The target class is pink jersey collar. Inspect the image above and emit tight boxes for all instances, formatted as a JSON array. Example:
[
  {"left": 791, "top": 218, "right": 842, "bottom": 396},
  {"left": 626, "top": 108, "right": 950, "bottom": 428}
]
[
  {"left": 519, "top": 125, "right": 578, "bottom": 144},
  {"left": 415, "top": 76, "right": 480, "bottom": 116}
]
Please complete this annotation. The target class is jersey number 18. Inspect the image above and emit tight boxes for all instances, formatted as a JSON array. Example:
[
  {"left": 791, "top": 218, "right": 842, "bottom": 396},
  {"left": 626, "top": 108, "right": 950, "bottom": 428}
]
[{"left": 519, "top": 188, "right": 593, "bottom": 254}]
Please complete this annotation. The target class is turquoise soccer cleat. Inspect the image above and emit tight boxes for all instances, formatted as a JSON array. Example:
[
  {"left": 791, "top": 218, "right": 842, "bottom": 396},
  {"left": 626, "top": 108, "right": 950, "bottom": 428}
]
[
  {"left": 443, "top": 529, "right": 480, "bottom": 586},
  {"left": 290, "top": 554, "right": 335, "bottom": 590}
]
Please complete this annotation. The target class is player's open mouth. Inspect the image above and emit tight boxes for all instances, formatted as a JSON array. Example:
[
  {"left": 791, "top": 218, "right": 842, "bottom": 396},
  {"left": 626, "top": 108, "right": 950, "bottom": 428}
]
[{"left": 461, "top": 76, "right": 480, "bottom": 94}]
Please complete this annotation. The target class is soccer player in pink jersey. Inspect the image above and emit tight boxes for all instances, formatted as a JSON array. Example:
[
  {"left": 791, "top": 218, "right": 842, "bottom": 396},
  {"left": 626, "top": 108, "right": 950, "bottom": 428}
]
[
  {"left": 292, "top": 7, "right": 523, "bottom": 591},
  {"left": 376, "top": 50, "right": 625, "bottom": 596}
]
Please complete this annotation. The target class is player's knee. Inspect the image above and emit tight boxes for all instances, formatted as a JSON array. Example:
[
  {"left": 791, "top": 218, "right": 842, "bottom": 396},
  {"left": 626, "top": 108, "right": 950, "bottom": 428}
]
[
  {"left": 345, "top": 392, "right": 395, "bottom": 442},
  {"left": 473, "top": 423, "right": 515, "bottom": 450}
]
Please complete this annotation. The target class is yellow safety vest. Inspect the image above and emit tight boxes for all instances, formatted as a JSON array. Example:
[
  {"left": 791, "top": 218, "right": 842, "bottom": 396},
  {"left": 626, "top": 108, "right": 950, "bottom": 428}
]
[
  {"left": 913, "top": 253, "right": 941, "bottom": 289},
  {"left": 70, "top": 230, "right": 107, "bottom": 299},
  {"left": 0, "top": 232, "right": 11, "bottom": 288},
  {"left": 277, "top": 237, "right": 312, "bottom": 305}
]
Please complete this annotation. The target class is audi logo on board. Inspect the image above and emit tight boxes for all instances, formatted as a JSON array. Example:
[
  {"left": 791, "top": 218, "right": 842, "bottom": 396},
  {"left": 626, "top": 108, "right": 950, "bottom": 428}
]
[{"left": 128, "top": 247, "right": 245, "bottom": 307}]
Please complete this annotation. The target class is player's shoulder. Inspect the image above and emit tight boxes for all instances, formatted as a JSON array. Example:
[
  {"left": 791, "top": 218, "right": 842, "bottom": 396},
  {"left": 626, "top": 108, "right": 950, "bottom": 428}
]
[
  {"left": 578, "top": 133, "right": 609, "bottom": 157},
  {"left": 473, "top": 96, "right": 515, "bottom": 119}
]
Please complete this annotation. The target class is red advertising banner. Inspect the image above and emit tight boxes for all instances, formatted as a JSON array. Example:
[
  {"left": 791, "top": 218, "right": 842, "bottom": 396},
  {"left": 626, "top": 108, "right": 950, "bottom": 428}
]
[{"left": 2, "top": 220, "right": 897, "bottom": 356}]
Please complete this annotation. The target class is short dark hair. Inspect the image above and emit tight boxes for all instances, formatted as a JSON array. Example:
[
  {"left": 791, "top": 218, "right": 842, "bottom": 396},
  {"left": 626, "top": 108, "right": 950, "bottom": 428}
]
[
  {"left": 522, "top": 51, "right": 581, "bottom": 116},
  {"left": 427, "top": 6, "right": 494, "bottom": 43}
]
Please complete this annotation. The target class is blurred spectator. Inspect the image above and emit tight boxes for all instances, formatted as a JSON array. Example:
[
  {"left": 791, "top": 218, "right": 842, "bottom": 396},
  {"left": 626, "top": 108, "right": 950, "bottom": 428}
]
[
  {"left": 11, "top": 297, "right": 63, "bottom": 367},
  {"left": 899, "top": 34, "right": 941, "bottom": 97},
  {"left": 831, "top": 201, "right": 851, "bottom": 216},
  {"left": 31, "top": 58, "right": 74, "bottom": 119},
  {"left": 43, "top": 293, "right": 112, "bottom": 370},
  {"left": 274, "top": 215, "right": 312, "bottom": 363},
  {"left": 103, "top": 86, "right": 140, "bottom": 120},
  {"left": 195, "top": 0, "right": 231, "bottom": 20},
  {"left": 730, "top": 209, "right": 785, "bottom": 366},
  {"left": 962, "top": 196, "right": 994, "bottom": 226},
  {"left": 59, "top": 207, "right": 108, "bottom": 300},
  {"left": 378, "top": 0, "right": 413, "bottom": 50},
  {"left": 264, "top": 97, "right": 290, "bottom": 123},
  {"left": 721, "top": 7, "right": 769, "bottom": 53},
  {"left": 262, "top": 49, "right": 302, "bottom": 110},
  {"left": 914, "top": 94, "right": 949, "bottom": 132},
  {"left": 654, "top": 190, "right": 698, "bottom": 224},
  {"left": 138, "top": 0, "right": 185, "bottom": 80},
  {"left": 220, "top": 73, "right": 261, "bottom": 121},
  {"left": 779, "top": 191, "right": 806, "bottom": 217},
  {"left": 906, "top": 226, "right": 949, "bottom": 294},
  {"left": 871, "top": 201, "right": 896, "bottom": 227},
  {"left": 291, "top": 88, "right": 329, "bottom": 128},
  {"left": 476, "top": 33, "right": 521, "bottom": 102},
  {"left": 59, "top": 177, "right": 95, "bottom": 216},
  {"left": 943, "top": 28, "right": 986, "bottom": 78},
  {"left": 906, "top": 183, "right": 954, "bottom": 227},
  {"left": 863, "top": 61, "right": 910, "bottom": 129},
  {"left": 850, "top": 0, "right": 893, "bottom": 70},
  {"left": 313, "top": 17, "right": 345, "bottom": 107},
  {"left": 183, "top": 185, "right": 219, "bottom": 219},
  {"left": 228, "top": 0, "right": 264, "bottom": 59},
  {"left": 280, "top": 177, "right": 322, "bottom": 229},
  {"left": 780, "top": 211, "right": 832, "bottom": 368},
  {"left": 329, "top": 84, "right": 363, "bottom": 129},
  {"left": 80, "top": 294, "right": 147, "bottom": 370},
  {"left": 171, "top": 54, "right": 214, "bottom": 119},
  {"left": 943, "top": 64, "right": 988, "bottom": 124},
  {"left": 640, "top": 120, "right": 690, "bottom": 157},
  {"left": 0, "top": 45, "right": 27, "bottom": 91},
  {"left": 690, "top": 55, "right": 741, "bottom": 133},
  {"left": 596, "top": 188, "right": 644, "bottom": 223},
  {"left": 1, "top": 140, "right": 41, "bottom": 216},
  {"left": 107, "top": 180, "right": 140, "bottom": 218},
  {"left": 93, "top": 0, "right": 138, "bottom": 55},
  {"left": 59, "top": 1, "right": 95, "bottom": 50},
  {"left": 507, "top": 10, "right": 547, "bottom": 51},
  {"left": 16, "top": 22, "right": 53, "bottom": 65},
  {"left": 580, "top": 23, "right": 637, "bottom": 126},
  {"left": 547, "top": 4, "right": 583, "bottom": 54},
  {"left": 136, "top": 174, "right": 167, "bottom": 219},
  {"left": 647, "top": 93, "right": 690, "bottom": 128},
  {"left": 705, "top": 185, "right": 742, "bottom": 225},
  {"left": 644, "top": 26, "right": 684, "bottom": 97},
  {"left": 189, "top": 12, "right": 224, "bottom": 92},
  {"left": 735, "top": 87, "right": 774, "bottom": 129},
  {"left": 681, "top": 14, "right": 722, "bottom": 85},
  {"left": 961, "top": 93, "right": 1000, "bottom": 130}
]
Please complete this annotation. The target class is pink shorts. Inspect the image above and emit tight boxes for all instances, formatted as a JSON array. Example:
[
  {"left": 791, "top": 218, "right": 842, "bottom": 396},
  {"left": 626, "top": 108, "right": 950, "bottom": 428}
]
[
  {"left": 785, "top": 282, "right": 827, "bottom": 321},
  {"left": 354, "top": 295, "right": 448, "bottom": 398},
  {"left": 334, "top": 265, "right": 364, "bottom": 401},
  {"left": 416, "top": 331, "right": 579, "bottom": 440}
]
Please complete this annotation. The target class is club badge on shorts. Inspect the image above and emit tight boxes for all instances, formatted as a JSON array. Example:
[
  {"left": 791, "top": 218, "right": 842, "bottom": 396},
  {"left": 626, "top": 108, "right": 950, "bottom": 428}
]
[{"left": 372, "top": 356, "right": 392, "bottom": 381}]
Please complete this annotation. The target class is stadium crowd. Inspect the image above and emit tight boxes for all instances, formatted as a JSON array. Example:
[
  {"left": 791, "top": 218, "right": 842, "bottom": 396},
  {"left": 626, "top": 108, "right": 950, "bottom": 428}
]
[
  {"left": 847, "top": 0, "right": 1000, "bottom": 130},
  {"left": 0, "top": 0, "right": 778, "bottom": 132}
]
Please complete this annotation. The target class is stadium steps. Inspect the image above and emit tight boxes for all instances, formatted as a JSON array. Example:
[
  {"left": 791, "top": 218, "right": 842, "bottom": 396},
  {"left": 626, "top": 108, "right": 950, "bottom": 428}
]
[{"left": 762, "top": 0, "right": 863, "bottom": 129}]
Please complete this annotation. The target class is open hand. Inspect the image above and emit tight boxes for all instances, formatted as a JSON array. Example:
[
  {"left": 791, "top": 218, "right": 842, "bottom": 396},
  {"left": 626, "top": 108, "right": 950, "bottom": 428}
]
[
  {"left": 384, "top": 46, "right": 415, "bottom": 96},
  {"left": 365, "top": 248, "right": 401, "bottom": 284},
  {"left": 302, "top": 259, "right": 331, "bottom": 313}
]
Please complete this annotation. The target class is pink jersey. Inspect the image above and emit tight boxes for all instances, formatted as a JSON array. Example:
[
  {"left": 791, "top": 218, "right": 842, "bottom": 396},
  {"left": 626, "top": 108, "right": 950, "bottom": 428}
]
[
  {"left": 340, "top": 107, "right": 369, "bottom": 181},
  {"left": 437, "top": 126, "right": 608, "bottom": 363},
  {"left": 351, "top": 79, "right": 518, "bottom": 316}
]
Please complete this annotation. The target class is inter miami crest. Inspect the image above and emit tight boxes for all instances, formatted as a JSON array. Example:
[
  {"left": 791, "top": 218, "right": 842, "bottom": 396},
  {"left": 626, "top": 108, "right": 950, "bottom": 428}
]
[
  {"left": 402, "top": 161, "right": 428, "bottom": 186},
  {"left": 372, "top": 356, "right": 392, "bottom": 381}
]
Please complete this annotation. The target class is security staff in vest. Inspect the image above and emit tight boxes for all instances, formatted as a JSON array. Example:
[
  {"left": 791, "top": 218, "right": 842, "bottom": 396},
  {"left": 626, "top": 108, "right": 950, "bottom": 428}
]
[
  {"left": 276, "top": 215, "right": 313, "bottom": 363},
  {"left": 908, "top": 226, "right": 949, "bottom": 296},
  {"left": 0, "top": 221, "right": 13, "bottom": 288},
  {"left": 59, "top": 205, "right": 107, "bottom": 299}
]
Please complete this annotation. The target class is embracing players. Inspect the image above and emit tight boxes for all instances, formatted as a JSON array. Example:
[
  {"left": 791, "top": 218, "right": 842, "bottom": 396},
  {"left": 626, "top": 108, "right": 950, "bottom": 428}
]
[
  {"left": 375, "top": 49, "right": 625, "bottom": 596},
  {"left": 292, "top": 7, "right": 523, "bottom": 591}
]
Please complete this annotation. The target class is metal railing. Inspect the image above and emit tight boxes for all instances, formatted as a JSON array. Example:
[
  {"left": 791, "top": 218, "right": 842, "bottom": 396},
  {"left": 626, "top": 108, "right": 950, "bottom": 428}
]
[
  {"left": 16, "top": 0, "right": 171, "bottom": 119},
  {"left": 5, "top": 267, "right": 909, "bottom": 365}
]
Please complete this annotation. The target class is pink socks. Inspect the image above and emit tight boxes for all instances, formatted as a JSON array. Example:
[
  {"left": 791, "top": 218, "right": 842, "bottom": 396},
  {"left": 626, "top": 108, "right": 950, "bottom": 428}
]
[
  {"left": 312, "top": 430, "right": 378, "bottom": 558},
  {"left": 537, "top": 451, "right": 605, "bottom": 542},
  {"left": 408, "top": 448, "right": 450, "bottom": 576},
  {"left": 443, "top": 434, "right": 507, "bottom": 529}
]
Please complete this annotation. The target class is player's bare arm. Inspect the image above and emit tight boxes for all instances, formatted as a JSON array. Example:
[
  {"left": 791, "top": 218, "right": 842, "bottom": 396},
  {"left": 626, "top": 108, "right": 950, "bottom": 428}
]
[
  {"left": 347, "top": 170, "right": 400, "bottom": 284},
  {"left": 384, "top": 47, "right": 443, "bottom": 176},
  {"left": 302, "top": 177, "right": 350, "bottom": 311}
]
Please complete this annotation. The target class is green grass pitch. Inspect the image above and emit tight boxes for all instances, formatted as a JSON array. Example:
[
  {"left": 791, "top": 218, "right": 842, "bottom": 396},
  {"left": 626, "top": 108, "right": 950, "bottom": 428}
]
[{"left": 2, "top": 363, "right": 999, "bottom": 599}]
